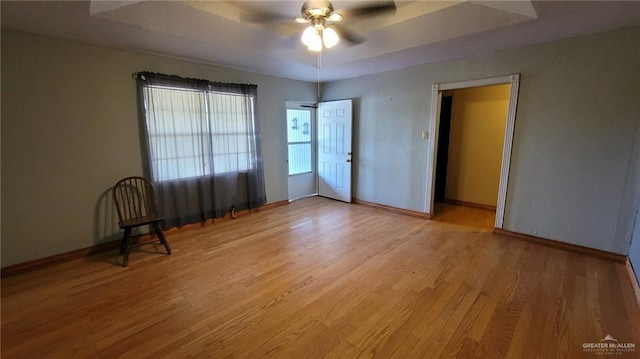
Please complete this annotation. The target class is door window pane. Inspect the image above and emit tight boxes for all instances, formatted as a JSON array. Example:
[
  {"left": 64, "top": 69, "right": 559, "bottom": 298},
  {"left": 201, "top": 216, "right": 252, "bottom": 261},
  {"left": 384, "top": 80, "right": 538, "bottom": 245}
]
[
  {"left": 288, "top": 143, "right": 312, "bottom": 175},
  {"left": 287, "top": 108, "right": 312, "bottom": 175}
]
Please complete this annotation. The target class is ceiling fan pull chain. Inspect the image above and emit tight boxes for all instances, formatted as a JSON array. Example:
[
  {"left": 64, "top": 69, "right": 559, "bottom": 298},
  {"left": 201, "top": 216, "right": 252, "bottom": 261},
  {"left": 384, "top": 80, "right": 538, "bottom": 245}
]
[{"left": 317, "top": 51, "right": 322, "bottom": 102}]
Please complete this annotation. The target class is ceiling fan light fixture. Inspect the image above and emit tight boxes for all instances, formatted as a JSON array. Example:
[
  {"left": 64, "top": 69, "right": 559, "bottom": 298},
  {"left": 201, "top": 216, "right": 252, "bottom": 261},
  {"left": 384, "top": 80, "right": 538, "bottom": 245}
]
[
  {"left": 322, "top": 27, "right": 339, "bottom": 48},
  {"left": 307, "top": 37, "right": 323, "bottom": 52},
  {"left": 301, "top": 26, "right": 318, "bottom": 46},
  {"left": 302, "top": 26, "right": 324, "bottom": 51}
]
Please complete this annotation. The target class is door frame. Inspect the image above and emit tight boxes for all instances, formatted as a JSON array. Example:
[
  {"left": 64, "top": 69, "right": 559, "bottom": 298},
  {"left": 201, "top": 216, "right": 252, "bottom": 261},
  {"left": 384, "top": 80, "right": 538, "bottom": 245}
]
[
  {"left": 425, "top": 74, "right": 520, "bottom": 228},
  {"left": 286, "top": 101, "right": 318, "bottom": 202}
]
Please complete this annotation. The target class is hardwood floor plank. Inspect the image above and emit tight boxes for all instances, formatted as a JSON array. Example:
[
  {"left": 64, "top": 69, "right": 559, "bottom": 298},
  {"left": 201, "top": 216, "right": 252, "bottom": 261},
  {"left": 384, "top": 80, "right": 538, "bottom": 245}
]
[
  {"left": 346, "top": 290, "right": 417, "bottom": 353},
  {"left": 2, "top": 198, "right": 639, "bottom": 358},
  {"left": 504, "top": 297, "right": 536, "bottom": 359},
  {"left": 439, "top": 293, "right": 491, "bottom": 359},
  {"left": 321, "top": 338, "right": 361, "bottom": 359},
  {"left": 467, "top": 295, "right": 499, "bottom": 343},
  {"left": 411, "top": 285, "right": 481, "bottom": 358}
]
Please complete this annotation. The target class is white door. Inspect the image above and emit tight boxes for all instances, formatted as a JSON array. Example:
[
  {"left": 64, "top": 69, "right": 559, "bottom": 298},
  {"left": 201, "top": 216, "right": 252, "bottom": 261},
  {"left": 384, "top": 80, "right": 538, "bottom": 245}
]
[{"left": 317, "top": 99, "right": 353, "bottom": 202}]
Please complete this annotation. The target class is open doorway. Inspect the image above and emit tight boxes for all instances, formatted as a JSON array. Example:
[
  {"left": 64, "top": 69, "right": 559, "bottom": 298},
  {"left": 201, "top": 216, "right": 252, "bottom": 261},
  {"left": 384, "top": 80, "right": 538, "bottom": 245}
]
[
  {"left": 434, "top": 93, "right": 453, "bottom": 203},
  {"left": 425, "top": 74, "right": 520, "bottom": 228},
  {"left": 286, "top": 99, "right": 354, "bottom": 203},
  {"left": 434, "top": 85, "right": 511, "bottom": 214}
]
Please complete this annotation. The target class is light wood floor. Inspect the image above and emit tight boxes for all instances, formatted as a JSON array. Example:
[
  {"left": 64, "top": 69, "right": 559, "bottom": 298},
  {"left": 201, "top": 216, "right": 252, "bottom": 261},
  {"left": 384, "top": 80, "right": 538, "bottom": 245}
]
[{"left": 2, "top": 197, "right": 639, "bottom": 358}]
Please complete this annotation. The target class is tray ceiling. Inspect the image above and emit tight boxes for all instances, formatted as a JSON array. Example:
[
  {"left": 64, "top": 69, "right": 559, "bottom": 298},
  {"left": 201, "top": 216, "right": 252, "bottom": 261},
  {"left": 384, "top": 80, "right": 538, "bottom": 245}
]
[{"left": 2, "top": 1, "right": 640, "bottom": 82}]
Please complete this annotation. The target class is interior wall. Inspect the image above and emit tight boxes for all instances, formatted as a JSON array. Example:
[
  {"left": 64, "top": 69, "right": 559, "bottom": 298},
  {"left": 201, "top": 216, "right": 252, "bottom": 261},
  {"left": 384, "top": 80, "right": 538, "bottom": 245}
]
[
  {"left": 445, "top": 85, "right": 510, "bottom": 207},
  {"left": 626, "top": 112, "right": 640, "bottom": 287},
  {"left": 322, "top": 26, "right": 640, "bottom": 255},
  {"left": 1, "top": 30, "right": 317, "bottom": 267},
  {"left": 630, "top": 214, "right": 640, "bottom": 287}
]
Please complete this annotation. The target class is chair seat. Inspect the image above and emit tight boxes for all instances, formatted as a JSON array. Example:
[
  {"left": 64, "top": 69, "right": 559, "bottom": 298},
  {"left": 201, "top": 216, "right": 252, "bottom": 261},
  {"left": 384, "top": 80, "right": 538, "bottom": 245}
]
[{"left": 119, "top": 215, "right": 165, "bottom": 229}]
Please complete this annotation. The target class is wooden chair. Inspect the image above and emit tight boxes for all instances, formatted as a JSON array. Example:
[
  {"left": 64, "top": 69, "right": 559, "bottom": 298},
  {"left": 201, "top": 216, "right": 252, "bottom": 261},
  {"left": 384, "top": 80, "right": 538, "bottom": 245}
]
[{"left": 112, "top": 176, "right": 172, "bottom": 267}]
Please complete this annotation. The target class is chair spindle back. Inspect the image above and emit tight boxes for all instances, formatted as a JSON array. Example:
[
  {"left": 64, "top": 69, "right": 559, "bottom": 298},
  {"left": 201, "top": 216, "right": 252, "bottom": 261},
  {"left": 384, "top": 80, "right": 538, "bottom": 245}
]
[{"left": 113, "top": 177, "right": 159, "bottom": 223}]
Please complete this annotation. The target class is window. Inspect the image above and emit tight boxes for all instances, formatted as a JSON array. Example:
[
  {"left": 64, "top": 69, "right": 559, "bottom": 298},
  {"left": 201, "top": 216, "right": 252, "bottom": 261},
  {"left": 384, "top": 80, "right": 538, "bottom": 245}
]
[
  {"left": 136, "top": 72, "right": 266, "bottom": 228},
  {"left": 208, "top": 91, "right": 256, "bottom": 175},
  {"left": 142, "top": 84, "right": 256, "bottom": 182},
  {"left": 287, "top": 108, "right": 313, "bottom": 175}
]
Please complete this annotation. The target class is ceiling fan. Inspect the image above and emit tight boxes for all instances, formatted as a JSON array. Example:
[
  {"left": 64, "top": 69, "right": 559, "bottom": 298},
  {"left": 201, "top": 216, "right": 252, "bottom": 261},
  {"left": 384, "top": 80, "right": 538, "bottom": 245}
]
[{"left": 242, "top": 0, "right": 396, "bottom": 52}]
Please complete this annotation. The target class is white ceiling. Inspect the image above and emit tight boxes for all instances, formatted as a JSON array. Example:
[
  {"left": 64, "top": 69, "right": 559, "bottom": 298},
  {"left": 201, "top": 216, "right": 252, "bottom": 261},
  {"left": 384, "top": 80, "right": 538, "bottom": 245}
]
[{"left": 2, "top": 1, "right": 640, "bottom": 82}]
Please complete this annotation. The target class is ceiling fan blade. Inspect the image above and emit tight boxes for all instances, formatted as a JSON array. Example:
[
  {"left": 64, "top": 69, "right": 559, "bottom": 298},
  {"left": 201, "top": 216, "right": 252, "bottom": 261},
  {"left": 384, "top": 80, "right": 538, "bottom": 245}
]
[
  {"left": 335, "top": 1, "right": 396, "bottom": 19},
  {"left": 238, "top": 7, "right": 304, "bottom": 38},
  {"left": 271, "top": 23, "right": 306, "bottom": 38},
  {"left": 332, "top": 24, "right": 366, "bottom": 46},
  {"left": 240, "top": 11, "right": 294, "bottom": 24},
  {"left": 240, "top": 15, "right": 303, "bottom": 38},
  {"left": 294, "top": 17, "right": 311, "bottom": 24}
]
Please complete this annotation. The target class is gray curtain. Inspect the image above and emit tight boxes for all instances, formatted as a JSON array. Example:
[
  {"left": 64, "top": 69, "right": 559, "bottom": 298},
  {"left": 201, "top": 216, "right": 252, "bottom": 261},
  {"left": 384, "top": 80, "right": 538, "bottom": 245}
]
[{"left": 135, "top": 72, "right": 266, "bottom": 228}]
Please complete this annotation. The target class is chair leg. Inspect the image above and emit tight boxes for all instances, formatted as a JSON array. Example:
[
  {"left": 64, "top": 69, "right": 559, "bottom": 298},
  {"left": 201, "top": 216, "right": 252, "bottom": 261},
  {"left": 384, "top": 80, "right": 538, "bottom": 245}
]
[
  {"left": 153, "top": 222, "right": 172, "bottom": 255},
  {"left": 119, "top": 233, "right": 126, "bottom": 255},
  {"left": 122, "top": 228, "right": 132, "bottom": 267}
]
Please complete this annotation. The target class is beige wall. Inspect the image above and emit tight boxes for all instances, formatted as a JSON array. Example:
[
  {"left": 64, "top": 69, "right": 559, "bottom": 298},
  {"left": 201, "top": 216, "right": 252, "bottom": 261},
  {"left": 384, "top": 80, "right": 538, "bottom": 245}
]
[
  {"left": 445, "top": 85, "right": 510, "bottom": 206},
  {"left": 3, "top": 26, "right": 640, "bottom": 266},
  {"left": 1, "top": 31, "right": 317, "bottom": 267},
  {"left": 323, "top": 26, "right": 640, "bottom": 255}
]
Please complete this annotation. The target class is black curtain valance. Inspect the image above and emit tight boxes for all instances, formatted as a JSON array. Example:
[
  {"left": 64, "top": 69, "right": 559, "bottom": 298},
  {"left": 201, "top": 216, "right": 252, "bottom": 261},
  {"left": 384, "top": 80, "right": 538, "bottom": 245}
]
[{"left": 134, "top": 71, "right": 257, "bottom": 94}]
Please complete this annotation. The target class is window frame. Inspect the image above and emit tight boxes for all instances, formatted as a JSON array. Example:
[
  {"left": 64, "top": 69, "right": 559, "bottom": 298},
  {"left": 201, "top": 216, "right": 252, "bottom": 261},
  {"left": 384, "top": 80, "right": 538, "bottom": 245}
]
[{"left": 142, "top": 83, "right": 257, "bottom": 182}]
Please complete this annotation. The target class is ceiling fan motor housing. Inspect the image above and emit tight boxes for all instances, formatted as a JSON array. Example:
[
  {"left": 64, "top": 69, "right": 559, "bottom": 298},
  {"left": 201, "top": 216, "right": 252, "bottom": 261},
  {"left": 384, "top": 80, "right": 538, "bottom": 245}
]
[
  {"left": 298, "top": 0, "right": 393, "bottom": 50},
  {"left": 302, "top": 0, "right": 335, "bottom": 19}
]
